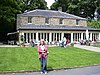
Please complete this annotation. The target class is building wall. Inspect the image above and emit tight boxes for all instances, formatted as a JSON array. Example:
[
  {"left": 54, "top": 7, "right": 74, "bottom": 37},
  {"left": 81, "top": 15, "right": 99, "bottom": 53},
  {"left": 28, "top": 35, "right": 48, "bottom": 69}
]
[
  {"left": 17, "top": 16, "right": 21, "bottom": 28},
  {"left": 63, "top": 19, "right": 76, "bottom": 26},
  {"left": 17, "top": 16, "right": 28, "bottom": 27},
  {"left": 32, "top": 17, "right": 45, "bottom": 24},
  {"left": 78, "top": 20, "right": 87, "bottom": 26},
  {"left": 17, "top": 16, "right": 87, "bottom": 27},
  {"left": 50, "top": 18, "right": 59, "bottom": 25}
]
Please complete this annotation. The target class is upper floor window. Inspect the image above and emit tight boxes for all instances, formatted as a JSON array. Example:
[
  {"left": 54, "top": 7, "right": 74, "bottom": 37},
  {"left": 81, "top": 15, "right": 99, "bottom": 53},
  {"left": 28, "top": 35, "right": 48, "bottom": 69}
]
[
  {"left": 28, "top": 17, "right": 32, "bottom": 23},
  {"left": 45, "top": 18, "right": 49, "bottom": 24},
  {"left": 76, "top": 19, "right": 80, "bottom": 25},
  {"left": 59, "top": 18, "right": 63, "bottom": 24}
]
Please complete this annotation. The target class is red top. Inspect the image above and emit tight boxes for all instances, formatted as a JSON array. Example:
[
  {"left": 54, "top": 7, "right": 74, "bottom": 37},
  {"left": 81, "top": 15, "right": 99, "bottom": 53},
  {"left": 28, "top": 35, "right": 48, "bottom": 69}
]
[{"left": 38, "top": 45, "right": 48, "bottom": 58}]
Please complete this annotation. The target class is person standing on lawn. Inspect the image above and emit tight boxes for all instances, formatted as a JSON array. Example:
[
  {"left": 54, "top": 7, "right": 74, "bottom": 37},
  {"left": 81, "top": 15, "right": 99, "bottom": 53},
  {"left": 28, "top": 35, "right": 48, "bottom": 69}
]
[{"left": 38, "top": 39, "right": 48, "bottom": 74}]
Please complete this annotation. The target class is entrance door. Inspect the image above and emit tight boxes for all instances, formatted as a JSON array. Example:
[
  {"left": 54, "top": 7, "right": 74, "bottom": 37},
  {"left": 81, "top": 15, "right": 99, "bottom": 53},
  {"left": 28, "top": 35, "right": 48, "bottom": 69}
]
[{"left": 64, "top": 33, "right": 71, "bottom": 42}]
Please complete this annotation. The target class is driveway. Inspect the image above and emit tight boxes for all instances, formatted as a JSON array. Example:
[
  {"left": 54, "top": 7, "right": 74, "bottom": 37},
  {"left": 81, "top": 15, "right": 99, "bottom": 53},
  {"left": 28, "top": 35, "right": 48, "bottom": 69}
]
[
  {"left": 0, "top": 65, "right": 100, "bottom": 75},
  {"left": 74, "top": 44, "right": 100, "bottom": 52}
]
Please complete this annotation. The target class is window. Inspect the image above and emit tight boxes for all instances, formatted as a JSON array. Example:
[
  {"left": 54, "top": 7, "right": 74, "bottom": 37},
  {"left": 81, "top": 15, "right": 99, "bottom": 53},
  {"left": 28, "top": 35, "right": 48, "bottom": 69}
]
[
  {"left": 45, "top": 18, "right": 49, "bottom": 24},
  {"left": 28, "top": 17, "right": 32, "bottom": 23},
  {"left": 59, "top": 18, "right": 63, "bottom": 24},
  {"left": 76, "top": 19, "right": 80, "bottom": 25}
]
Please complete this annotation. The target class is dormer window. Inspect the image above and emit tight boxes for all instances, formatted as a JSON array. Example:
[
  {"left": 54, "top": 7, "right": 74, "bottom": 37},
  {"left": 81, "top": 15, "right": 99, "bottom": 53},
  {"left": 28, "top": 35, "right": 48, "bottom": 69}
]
[
  {"left": 28, "top": 17, "right": 32, "bottom": 23},
  {"left": 59, "top": 18, "right": 63, "bottom": 24},
  {"left": 45, "top": 18, "right": 49, "bottom": 24},
  {"left": 76, "top": 19, "right": 80, "bottom": 25}
]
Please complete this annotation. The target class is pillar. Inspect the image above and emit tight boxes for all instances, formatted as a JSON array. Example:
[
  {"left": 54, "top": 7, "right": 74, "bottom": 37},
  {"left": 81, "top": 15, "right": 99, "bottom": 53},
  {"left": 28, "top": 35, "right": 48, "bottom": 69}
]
[
  {"left": 71, "top": 33, "right": 73, "bottom": 43},
  {"left": 81, "top": 33, "right": 83, "bottom": 40},
  {"left": 59, "top": 33, "right": 60, "bottom": 41},
  {"left": 49, "top": 32, "right": 52, "bottom": 42},
  {"left": 19, "top": 32, "right": 24, "bottom": 44},
  {"left": 43, "top": 33, "right": 45, "bottom": 40},
  {"left": 56, "top": 33, "right": 57, "bottom": 41},
  {"left": 90, "top": 33, "right": 92, "bottom": 41},
  {"left": 33, "top": 33, "right": 34, "bottom": 40},
  {"left": 29, "top": 33, "right": 31, "bottom": 42},
  {"left": 99, "top": 33, "right": 100, "bottom": 40},
  {"left": 61, "top": 32, "right": 64, "bottom": 40},
  {"left": 36, "top": 32, "right": 38, "bottom": 42},
  {"left": 53, "top": 33, "right": 55, "bottom": 41},
  {"left": 46, "top": 33, "right": 47, "bottom": 42},
  {"left": 26, "top": 33, "right": 28, "bottom": 43}
]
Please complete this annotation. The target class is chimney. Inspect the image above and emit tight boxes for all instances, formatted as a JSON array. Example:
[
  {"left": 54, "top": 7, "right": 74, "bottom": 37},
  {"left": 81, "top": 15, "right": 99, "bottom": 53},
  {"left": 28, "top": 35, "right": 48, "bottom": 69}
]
[{"left": 58, "top": 7, "right": 62, "bottom": 12}]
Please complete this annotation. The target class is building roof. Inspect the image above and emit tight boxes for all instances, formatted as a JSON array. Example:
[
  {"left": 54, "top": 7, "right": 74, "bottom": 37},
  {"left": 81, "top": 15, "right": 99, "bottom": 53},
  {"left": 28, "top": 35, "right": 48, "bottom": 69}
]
[
  {"left": 17, "top": 9, "right": 86, "bottom": 20},
  {"left": 18, "top": 24, "right": 100, "bottom": 31}
]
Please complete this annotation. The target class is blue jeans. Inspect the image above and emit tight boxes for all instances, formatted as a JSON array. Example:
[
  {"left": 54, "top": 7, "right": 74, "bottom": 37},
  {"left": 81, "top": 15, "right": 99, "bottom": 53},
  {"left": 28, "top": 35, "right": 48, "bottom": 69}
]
[{"left": 39, "top": 56, "right": 47, "bottom": 72}]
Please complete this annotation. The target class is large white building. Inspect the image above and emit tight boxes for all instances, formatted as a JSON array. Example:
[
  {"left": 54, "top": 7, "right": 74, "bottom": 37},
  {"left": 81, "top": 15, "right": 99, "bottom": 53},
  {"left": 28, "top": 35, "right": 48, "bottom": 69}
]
[{"left": 17, "top": 9, "right": 100, "bottom": 44}]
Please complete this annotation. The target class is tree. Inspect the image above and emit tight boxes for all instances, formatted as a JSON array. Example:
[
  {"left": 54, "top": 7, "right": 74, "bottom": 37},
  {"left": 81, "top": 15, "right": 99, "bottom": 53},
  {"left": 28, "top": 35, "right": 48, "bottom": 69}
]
[
  {"left": 0, "top": 0, "right": 22, "bottom": 41},
  {"left": 0, "top": 0, "right": 22, "bottom": 32},
  {"left": 21, "top": 0, "right": 48, "bottom": 12},
  {"left": 0, "top": 0, "right": 48, "bottom": 41},
  {"left": 50, "top": 0, "right": 100, "bottom": 19},
  {"left": 87, "top": 20, "right": 100, "bottom": 28}
]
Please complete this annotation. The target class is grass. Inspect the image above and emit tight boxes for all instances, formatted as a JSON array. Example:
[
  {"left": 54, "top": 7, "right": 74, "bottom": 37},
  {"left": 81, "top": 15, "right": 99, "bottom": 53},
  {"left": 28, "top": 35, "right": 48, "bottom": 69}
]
[{"left": 0, "top": 47, "right": 100, "bottom": 71}]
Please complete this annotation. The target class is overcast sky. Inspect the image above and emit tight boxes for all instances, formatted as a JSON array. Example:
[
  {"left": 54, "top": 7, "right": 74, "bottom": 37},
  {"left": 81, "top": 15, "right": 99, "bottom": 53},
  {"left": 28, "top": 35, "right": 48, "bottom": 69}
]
[{"left": 45, "top": 0, "right": 55, "bottom": 8}]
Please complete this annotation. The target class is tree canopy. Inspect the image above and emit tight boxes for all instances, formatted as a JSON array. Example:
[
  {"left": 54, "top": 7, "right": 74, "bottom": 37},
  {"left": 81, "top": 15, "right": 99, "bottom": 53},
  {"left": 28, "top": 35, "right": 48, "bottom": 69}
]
[
  {"left": 0, "top": 0, "right": 22, "bottom": 33},
  {"left": 51, "top": 0, "right": 100, "bottom": 19},
  {"left": 0, "top": 0, "right": 48, "bottom": 41},
  {"left": 87, "top": 20, "right": 100, "bottom": 28},
  {"left": 0, "top": 0, "right": 48, "bottom": 33},
  {"left": 21, "top": 0, "right": 48, "bottom": 12}
]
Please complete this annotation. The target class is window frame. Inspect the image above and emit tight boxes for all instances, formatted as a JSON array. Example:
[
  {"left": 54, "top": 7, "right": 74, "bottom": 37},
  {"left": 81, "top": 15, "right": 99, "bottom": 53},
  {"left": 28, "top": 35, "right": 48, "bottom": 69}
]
[
  {"left": 76, "top": 19, "right": 80, "bottom": 25},
  {"left": 45, "top": 17, "right": 49, "bottom": 24},
  {"left": 28, "top": 16, "right": 32, "bottom": 23},
  {"left": 59, "top": 18, "right": 63, "bottom": 24}
]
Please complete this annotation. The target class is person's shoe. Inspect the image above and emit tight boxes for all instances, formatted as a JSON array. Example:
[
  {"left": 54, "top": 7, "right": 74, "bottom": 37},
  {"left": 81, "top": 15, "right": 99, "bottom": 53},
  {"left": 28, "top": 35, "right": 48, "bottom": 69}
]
[
  {"left": 40, "top": 71, "right": 43, "bottom": 74},
  {"left": 44, "top": 71, "right": 47, "bottom": 74}
]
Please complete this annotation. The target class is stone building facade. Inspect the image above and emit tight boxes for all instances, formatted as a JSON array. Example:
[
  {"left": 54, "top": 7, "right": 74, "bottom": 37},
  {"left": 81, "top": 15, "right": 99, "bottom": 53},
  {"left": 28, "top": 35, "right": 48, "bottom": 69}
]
[{"left": 17, "top": 9, "right": 100, "bottom": 44}]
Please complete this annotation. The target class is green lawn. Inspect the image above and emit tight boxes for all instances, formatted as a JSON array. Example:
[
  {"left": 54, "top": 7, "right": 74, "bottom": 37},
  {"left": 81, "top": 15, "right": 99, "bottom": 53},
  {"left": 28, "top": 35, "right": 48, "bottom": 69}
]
[{"left": 0, "top": 47, "right": 100, "bottom": 71}]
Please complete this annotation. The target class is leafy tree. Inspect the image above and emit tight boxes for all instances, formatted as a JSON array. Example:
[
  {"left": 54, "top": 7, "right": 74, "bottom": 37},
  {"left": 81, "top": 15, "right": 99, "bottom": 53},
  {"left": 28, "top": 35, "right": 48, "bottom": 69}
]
[
  {"left": 50, "top": 0, "right": 100, "bottom": 19},
  {"left": 0, "top": 0, "right": 48, "bottom": 41},
  {"left": 87, "top": 20, "right": 100, "bottom": 28},
  {"left": 0, "top": 0, "right": 22, "bottom": 41},
  {"left": 0, "top": 0, "right": 22, "bottom": 33},
  {"left": 22, "top": 0, "right": 48, "bottom": 12}
]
